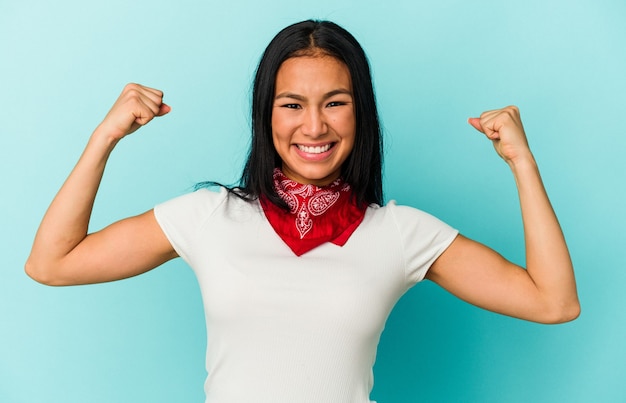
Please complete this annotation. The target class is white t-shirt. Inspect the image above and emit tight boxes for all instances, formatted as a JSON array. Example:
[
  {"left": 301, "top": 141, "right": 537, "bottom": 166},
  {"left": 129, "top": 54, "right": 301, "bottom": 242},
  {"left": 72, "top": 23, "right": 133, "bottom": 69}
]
[{"left": 154, "top": 188, "right": 458, "bottom": 403}]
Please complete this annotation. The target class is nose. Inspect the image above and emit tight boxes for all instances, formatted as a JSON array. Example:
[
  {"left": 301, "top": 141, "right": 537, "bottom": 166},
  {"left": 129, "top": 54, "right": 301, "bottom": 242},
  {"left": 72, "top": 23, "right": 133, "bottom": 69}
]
[{"left": 301, "top": 107, "right": 328, "bottom": 138}]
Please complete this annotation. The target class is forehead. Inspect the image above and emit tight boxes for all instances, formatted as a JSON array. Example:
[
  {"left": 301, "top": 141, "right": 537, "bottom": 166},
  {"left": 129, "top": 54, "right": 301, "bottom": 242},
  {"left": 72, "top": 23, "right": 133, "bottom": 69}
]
[{"left": 275, "top": 56, "right": 352, "bottom": 92}]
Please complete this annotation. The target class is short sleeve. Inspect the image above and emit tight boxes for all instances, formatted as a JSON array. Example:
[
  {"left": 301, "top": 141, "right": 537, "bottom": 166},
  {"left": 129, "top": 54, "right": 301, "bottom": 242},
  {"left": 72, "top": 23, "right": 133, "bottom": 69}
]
[
  {"left": 386, "top": 201, "right": 459, "bottom": 285},
  {"left": 153, "top": 188, "right": 228, "bottom": 263}
]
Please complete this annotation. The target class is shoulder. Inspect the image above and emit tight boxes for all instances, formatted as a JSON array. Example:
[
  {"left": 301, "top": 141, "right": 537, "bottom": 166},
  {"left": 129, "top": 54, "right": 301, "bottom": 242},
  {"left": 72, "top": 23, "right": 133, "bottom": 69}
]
[
  {"left": 154, "top": 187, "right": 229, "bottom": 217},
  {"left": 369, "top": 200, "right": 453, "bottom": 232},
  {"left": 154, "top": 187, "right": 262, "bottom": 228},
  {"left": 362, "top": 200, "right": 458, "bottom": 253},
  {"left": 368, "top": 200, "right": 459, "bottom": 282}
]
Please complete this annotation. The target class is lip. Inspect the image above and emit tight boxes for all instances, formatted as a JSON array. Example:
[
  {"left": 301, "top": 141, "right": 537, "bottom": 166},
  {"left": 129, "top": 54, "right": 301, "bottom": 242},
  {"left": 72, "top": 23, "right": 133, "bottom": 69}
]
[{"left": 292, "top": 142, "right": 336, "bottom": 161}]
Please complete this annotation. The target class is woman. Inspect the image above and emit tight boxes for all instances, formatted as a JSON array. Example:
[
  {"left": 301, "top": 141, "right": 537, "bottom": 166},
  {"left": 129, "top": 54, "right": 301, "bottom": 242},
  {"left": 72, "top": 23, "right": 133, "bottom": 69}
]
[{"left": 26, "top": 20, "right": 579, "bottom": 402}]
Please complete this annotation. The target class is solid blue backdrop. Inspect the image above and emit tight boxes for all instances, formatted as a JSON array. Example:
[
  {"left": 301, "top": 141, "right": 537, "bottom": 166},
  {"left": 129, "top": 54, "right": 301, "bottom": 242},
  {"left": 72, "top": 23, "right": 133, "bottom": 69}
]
[{"left": 1, "top": 0, "right": 624, "bottom": 402}]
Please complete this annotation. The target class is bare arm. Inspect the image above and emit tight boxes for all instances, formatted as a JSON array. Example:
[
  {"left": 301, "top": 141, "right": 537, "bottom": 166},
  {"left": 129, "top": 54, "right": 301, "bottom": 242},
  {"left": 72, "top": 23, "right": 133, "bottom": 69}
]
[
  {"left": 25, "top": 83, "right": 177, "bottom": 286},
  {"left": 426, "top": 106, "right": 580, "bottom": 324}
]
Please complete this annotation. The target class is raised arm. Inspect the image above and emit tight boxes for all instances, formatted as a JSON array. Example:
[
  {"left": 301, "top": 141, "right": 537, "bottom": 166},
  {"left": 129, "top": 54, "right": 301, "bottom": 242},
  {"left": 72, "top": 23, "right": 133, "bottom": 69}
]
[
  {"left": 25, "top": 84, "right": 178, "bottom": 286},
  {"left": 426, "top": 106, "right": 580, "bottom": 324}
]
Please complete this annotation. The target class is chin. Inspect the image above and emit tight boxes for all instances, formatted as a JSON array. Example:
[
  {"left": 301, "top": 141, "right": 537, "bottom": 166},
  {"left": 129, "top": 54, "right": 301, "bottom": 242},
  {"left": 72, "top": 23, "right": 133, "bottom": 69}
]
[{"left": 285, "top": 166, "right": 341, "bottom": 186}]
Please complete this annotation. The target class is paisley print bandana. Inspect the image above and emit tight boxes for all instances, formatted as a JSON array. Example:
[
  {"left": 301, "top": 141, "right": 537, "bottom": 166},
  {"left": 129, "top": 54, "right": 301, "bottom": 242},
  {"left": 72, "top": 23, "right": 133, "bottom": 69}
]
[{"left": 259, "top": 168, "right": 367, "bottom": 256}]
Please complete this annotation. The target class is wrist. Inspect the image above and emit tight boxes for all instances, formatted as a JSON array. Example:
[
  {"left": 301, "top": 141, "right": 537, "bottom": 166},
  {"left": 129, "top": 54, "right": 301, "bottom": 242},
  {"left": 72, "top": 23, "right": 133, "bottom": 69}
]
[
  {"left": 91, "top": 124, "right": 123, "bottom": 150},
  {"left": 507, "top": 151, "right": 537, "bottom": 172},
  {"left": 507, "top": 153, "right": 539, "bottom": 181}
]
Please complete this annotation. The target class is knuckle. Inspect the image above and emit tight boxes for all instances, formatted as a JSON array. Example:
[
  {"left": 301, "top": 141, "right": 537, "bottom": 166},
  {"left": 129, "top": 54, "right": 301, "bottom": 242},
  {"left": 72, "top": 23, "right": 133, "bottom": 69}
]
[
  {"left": 506, "top": 105, "right": 520, "bottom": 116},
  {"left": 122, "top": 83, "right": 146, "bottom": 100},
  {"left": 124, "top": 83, "right": 140, "bottom": 92}
]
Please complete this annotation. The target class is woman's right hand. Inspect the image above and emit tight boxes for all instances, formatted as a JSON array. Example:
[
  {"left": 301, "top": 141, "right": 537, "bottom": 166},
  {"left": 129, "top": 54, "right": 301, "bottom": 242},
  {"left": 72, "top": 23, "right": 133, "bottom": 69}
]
[
  {"left": 95, "top": 83, "right": 171, "bottom": 142},
  {"left": 25, "top": 83, "right": 177, "bottom": 286}
]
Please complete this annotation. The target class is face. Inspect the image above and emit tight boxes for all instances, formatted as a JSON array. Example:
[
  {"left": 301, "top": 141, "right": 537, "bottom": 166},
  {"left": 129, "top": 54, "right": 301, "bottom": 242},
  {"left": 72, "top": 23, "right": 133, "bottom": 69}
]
[{"left": 272, "top": 56, "right": 356, "bottom": 186}]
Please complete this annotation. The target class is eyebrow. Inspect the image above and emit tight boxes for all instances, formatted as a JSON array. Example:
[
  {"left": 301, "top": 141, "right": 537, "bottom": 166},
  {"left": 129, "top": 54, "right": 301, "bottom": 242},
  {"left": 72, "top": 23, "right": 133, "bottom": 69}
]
[{"left": 274, "top": 88, "right": 353, "bottom": 101}]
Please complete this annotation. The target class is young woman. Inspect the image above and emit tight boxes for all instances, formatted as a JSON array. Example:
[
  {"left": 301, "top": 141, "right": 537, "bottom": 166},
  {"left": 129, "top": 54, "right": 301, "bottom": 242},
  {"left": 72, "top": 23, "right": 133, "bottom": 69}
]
[{"left": 26, "top": 20, "right": 579, "bottom": 402}]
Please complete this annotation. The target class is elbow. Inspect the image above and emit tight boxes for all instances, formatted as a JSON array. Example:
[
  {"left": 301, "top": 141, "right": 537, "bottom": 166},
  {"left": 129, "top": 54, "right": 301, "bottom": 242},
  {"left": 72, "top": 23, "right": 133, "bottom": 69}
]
[
  {"left": 24, "top": 258, "right": 66, "bottom": 286},
  {"left": 559, "top": 301, "right": 582, "bottom": 323},
  {"left": 540, "top": 300, "right": 581, "bottom": 324}
]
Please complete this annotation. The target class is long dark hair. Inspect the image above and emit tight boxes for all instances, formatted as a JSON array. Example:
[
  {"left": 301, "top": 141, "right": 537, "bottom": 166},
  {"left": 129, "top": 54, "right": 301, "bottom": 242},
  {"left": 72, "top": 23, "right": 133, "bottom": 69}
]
[{"left": 218, "top": 20, "right": 383, "bottom": 208}]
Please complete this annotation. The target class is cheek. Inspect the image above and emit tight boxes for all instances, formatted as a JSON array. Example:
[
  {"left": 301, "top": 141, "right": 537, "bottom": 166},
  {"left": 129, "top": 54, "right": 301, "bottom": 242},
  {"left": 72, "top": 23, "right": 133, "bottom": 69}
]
[
  {"left": 271, "top": 115, "right": 284, "bottom": 148},
  {"left": 344, "top": 120, "right": 357, "bottom": 154},
  {"left": 337, "top": 112, "right": 356, "bottom": 139},
  {"left": 271, "top": 131, "right": 284, "bottom": 158},
  {"left": 271, "top": 128, "right": 288, "bottom": 150},
  {"left": 271, "top": 111, "right": 291, "bottom": 139}
]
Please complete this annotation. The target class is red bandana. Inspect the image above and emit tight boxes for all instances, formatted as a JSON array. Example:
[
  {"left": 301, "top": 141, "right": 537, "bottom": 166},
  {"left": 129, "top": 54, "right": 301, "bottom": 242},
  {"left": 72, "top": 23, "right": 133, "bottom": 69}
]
[{"left": 259, "top": 169, "right": 367, "bottom": 256}]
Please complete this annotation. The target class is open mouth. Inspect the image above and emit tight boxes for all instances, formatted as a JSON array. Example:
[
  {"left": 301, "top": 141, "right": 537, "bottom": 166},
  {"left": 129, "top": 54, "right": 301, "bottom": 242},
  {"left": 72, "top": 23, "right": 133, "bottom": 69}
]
[{"left": 296, "top": 143, "right": 335, "bottom": 154}]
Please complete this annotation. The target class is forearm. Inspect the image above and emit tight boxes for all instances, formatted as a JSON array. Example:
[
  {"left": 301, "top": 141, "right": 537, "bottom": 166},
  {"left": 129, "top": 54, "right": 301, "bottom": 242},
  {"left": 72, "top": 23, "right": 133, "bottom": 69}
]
[
  {"left": 26, "top": 128, "right": 119, "bottom": 278},
  {"left": 510, "top": 156, "right": 580, "bottom": 321}
]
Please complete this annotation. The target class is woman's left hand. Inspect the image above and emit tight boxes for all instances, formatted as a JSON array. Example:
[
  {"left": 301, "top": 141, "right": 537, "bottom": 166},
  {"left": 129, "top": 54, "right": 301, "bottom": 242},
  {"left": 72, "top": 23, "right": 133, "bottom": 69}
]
[
  {"left": 468, "top": 106, "right": 532, "bottom": 166},
  {"left": 426, "top": 105, "right": 580, "bottom": 324}
]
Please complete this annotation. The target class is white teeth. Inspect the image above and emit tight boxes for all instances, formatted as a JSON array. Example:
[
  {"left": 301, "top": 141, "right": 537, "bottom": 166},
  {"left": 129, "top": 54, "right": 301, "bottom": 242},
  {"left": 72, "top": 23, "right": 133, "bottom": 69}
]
[{"left": 297, "top": 144, "right": 332, "bottom": 154}]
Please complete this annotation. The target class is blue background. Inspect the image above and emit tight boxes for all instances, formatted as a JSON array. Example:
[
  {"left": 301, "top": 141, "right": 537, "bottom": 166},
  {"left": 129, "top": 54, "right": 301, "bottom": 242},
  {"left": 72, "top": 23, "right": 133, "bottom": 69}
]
[{"left": 2, "top": 0, "right": 625, "bottom": 402}]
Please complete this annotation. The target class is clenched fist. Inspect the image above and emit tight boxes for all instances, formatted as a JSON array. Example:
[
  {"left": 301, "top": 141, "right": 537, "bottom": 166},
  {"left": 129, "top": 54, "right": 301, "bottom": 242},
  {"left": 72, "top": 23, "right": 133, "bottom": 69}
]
[
  {"left": 96, "top": 83, "right": 171, "bottom": 142},
  {"left": 468, "top": 106, "right": 533, "bottom": 166}
]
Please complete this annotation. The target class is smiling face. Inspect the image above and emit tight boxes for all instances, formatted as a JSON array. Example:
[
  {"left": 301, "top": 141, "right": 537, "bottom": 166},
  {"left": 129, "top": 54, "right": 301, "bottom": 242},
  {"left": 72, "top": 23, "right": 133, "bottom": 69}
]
[{"left": 271, "top": 55, "right": 356, "bottom": 186}]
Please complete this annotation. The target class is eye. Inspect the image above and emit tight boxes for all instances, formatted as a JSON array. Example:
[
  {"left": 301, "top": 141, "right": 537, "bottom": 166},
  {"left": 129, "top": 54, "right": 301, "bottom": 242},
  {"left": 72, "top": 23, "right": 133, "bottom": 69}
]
[
  {"left": 282, "top": 103, "right": 301, "bottom": 109},
  {"left": 326, "top": 99, "right": 350, "bottom": 108},
  {"left": 327, "top": 101, "right": 347, "bottom": 108}
]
